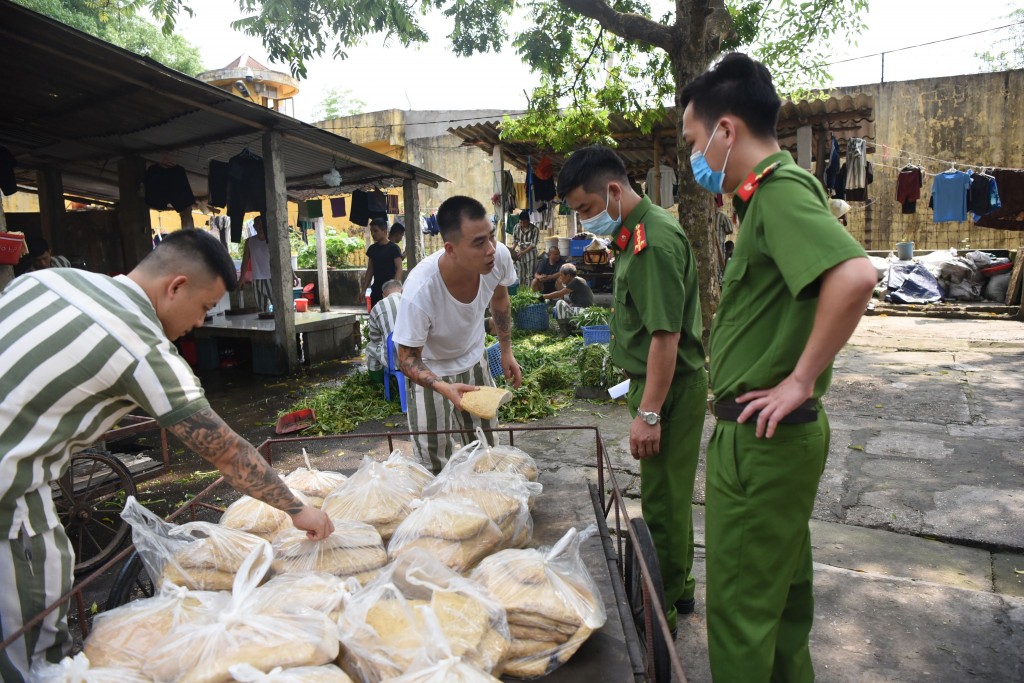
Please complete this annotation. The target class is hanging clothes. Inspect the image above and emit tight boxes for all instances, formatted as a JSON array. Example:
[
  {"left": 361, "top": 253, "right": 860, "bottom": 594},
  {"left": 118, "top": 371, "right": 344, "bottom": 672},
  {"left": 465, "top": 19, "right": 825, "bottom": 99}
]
[
  {"left": 0, "top": 146, "right": 16, "bottom": 196},
  {"left": 836, "top": 161, "right": 873, "bottom": 201},
  {"left": 896, "top": 166, "right": 923, "bottom": 214},
  {"left": 845, "top": 138, "right": 867, "bottom": 191},
  {"left": 226, "top": 150, "right": 266, "bottom": 242},
  {"left": 824, "top": 136, "right": 840, "bottom": 192},
  {"left": 209, "top": 215, "right": 230, "bottom": 249},
  {"left": 207, "top": 160, "right": 229, "bottom": 208},
  {"left": 968, "top": 170, "right": 1001, "bottom": 220},
  {"left": 330, "top": 197, "right": 347, "bottom": 217},
  {"left": 930, "top": 169, "right": 971, "bottom": 223},
  {"left": 385, "top": 193, "right": 400, "bottom": 215},
  {"left": 645, "top": 164, "right": 677, "bottom": 208},
  {"left": 305, "top": 200, "right": 323, "bottom": 219},
  {"left": 501, "top": 170, "right": 517, "bottom": 213},
  {"left": 367, "top": 191, "right": 388, "bottom": 219},
  {"left": 974, "top": 169, "right": 1022, "bottom": 231},
  {"left": 350, "top": 190, "right": 370, "bottom": 226},
  {"left": 144, "top": 164, "right": 195, "bottom": 212}
]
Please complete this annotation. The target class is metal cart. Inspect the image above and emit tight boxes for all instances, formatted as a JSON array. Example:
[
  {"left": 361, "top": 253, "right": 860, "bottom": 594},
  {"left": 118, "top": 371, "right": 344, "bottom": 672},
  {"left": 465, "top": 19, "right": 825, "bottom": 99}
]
[{"left": 3, "top": 426, "right": 687, "bottom": 682}]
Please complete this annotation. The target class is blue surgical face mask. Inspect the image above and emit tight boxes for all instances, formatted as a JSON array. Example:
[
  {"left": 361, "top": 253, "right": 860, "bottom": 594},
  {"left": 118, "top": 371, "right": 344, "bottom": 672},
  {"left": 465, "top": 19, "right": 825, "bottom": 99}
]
[
  {"left": 580, "top": 186, "right": 623, "bottom": 236},
  {"left": 690, "top": 123, "right": 733, "bottom": 194}
]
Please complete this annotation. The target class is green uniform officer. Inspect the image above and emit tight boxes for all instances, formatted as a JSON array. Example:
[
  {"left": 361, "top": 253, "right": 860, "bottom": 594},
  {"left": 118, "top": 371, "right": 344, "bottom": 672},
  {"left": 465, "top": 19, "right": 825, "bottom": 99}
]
[
  {"left": 558, "top": 146, "right": 707, "bottom": 634},
  {"left": 681, "top": 53, "right": 877, "bottom": 682}
]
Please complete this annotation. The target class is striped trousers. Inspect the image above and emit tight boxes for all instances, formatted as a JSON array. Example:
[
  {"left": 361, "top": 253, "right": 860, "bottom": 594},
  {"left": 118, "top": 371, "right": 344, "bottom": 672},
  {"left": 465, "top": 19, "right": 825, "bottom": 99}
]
[
  {"left": 253, "top": 278, "right": 273, "bottom": 312},
  {"left": 0, "top": 525, "right": 74, "bottom": 682},
  {"left": 406, "top": 355, "right": 500, "bottom": 473},
  {"left": 553, "top": 300, "right": 583, "bottom": 320}
]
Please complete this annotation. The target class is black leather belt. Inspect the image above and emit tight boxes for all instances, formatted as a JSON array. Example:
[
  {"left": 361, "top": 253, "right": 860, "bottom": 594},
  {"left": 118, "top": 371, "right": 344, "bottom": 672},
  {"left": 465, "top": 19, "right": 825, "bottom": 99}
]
[{"left": 711, "top": 398, "right": 819, "bottom": 425}]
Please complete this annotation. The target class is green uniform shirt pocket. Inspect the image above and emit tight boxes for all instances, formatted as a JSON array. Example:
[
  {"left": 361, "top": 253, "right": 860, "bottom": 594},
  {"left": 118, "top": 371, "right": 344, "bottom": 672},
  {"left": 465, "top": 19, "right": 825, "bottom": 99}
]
[{"left": 714, "top": 257, "right": 748, "bottom": 326}]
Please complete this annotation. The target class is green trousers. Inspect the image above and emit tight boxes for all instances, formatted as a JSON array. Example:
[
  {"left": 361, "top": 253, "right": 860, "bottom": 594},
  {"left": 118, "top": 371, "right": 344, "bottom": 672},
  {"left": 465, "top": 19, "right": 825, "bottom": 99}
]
[
  {"left": 628, "top": 370, "right": 707, "bottom": 630},
  {"left": 705, "top": 409, "right": 830, "bottom": 683}
]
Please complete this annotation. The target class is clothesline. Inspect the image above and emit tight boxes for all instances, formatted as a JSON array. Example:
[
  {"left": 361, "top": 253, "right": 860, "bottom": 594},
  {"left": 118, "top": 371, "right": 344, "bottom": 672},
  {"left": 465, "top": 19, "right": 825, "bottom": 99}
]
[{"left": 874, "top": 142, "right": 995, "bottom": 176}]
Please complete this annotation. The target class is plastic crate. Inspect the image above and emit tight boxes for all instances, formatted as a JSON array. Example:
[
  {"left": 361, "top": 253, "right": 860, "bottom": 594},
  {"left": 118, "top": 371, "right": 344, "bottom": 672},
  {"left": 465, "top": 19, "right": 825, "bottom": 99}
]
[
  {"left": 485, "top": 342, "right": 504, "bottom": 378},
  {"left": 514, "top": 303, "right": 551, "bottom": 331},
  {"left": 569, "top": 240, "right": 588, "bottom": 257},
  {"left": 582, "top": 325, "right": 611, "bottom": 345}
]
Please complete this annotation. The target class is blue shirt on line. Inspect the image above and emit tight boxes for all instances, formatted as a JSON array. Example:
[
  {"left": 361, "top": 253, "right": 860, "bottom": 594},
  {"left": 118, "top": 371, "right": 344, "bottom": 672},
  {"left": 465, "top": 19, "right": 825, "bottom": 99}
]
[{"left": 931, "top": 170, "right": 971, "bottom": 223}]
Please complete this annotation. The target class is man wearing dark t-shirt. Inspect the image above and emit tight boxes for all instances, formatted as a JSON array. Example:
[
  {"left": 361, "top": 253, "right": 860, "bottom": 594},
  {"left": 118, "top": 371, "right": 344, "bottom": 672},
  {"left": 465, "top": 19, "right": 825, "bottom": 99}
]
[
  {"left": 531, "top": 246, "right": 565, "bottom": 294},
  {"left": 360, "top": 218, "right": 403, "bottom": 307}
]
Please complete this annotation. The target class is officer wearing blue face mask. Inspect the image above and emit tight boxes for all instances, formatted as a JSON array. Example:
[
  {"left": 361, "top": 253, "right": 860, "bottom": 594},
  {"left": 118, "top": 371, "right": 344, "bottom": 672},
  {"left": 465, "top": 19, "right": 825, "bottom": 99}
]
[{"left": 559, "top": 145, "right": 707, "bottom": 639}]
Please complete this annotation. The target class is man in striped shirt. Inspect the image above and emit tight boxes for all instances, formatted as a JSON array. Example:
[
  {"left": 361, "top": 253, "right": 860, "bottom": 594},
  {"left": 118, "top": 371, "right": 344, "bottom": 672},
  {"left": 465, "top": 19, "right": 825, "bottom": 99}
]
[
  {"left": 0, "top": 230, "right": 333, "bottom": 681},
  {"left": 365, "top": 279, "right": 403, "bottom": 377}
]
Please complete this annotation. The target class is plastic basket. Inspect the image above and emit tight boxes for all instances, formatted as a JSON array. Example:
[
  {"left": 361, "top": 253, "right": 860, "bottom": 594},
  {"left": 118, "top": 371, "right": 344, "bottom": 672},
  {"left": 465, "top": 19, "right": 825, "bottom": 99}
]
[
  {"left": 513, "top": 303, "right": 550, "bottom": 331},
  {"left": 485, "top": 342, "right": 504, "bottom": 378},
  {"left": 582, "top": 325, "right": 611, "bottom": 346},
  {"left": 0, "top": 233, "right": 25, "bottom": 266},
  {"left": 569, "top": 240, "right": 588, "bottom": 257}
]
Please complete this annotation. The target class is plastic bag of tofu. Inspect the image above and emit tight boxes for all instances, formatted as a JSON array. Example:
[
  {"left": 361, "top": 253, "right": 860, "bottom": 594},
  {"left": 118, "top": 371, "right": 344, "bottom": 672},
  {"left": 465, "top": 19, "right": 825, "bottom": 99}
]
[
  {"left": 147, "top": 543, "right": 339, "bottom": 683},
  {"left": 282, "top": 449, "right": 348, "bottom": 507},
  {"left": 254, "top": 571, "right": 360, "bottom": 622},
  {"left": 321, "top": 454, "right": 431, "bottom": 541},
  {"left": 228, "top": 662, "right": 354, "bottom": 682},
  {"left": 367, "top": 549, "right": 510, "bottom": 675},
  {"left": 469, "top": 526, "right": 607, "bottom": 679},
  {"left": 423, "top": 454, "right": 541, "bottom": 549},
  {"left": 28, "top": 653, "right": 150, "bottom": 683},
  {"left": 387, "top": 496, "right": 502, "bottom": 574},
  {"left": 384, "top": 607, "right": 503, "bottom": 683},
  {"left": 82, "top": 582, "right": 228, "bottom": 673},
  {"left": 441, "top": 429, "right": 540, "bottom": 482},
  {"left": 271, "top": 519, "right": 388, "bottom": 585},
  {"left": 220, "top": 488, "right": 312, "bottom": 541},
  {"left": 121, "top": 496, "right": 270, "bottom": 591}
]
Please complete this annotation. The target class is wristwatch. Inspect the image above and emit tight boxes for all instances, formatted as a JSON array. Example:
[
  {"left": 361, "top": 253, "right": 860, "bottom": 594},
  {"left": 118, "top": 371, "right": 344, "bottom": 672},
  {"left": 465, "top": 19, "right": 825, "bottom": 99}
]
[{"left": 638, "top": 409, "right": 661, "bottom": 425}]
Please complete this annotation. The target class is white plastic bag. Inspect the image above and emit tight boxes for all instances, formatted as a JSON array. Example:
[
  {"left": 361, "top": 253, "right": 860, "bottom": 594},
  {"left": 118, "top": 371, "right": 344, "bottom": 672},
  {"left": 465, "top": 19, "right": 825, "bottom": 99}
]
[
  {"left": 254, "top": 571, "right": 359, "bottom": 622},
  {"left": 441, "top": 431, "right": 539, "bottom": 482},
  {"left": 387, "top": 497, "right": 502, "bottom": 573},
  {"left": 221, "top": 488, "right": 312, "bottom": 540},
  {"left": 148, "top": 544, "right": 339, "bottom": 683},
  {"left": 321, "top": 454, "right": 430, "bottom": 541},
  {"left": 228, "top": 663, "right": 354, "bottom": 682},
  {"left": 381, "top": 608, "right": 502, "bottom": 683},
  {"left": 82, "top": 582, "right": 228, "bottom": 671},
  {"left": 271, "top": 520, "right": 387, "bottom": 584},
  {"left": 470, "top": 526, "right": 607, "bottom": 679},
  {"left": 121, "top": 496, "right": 270, "bottom": 591},
  {"left": 283, "top": 449, "right": 348, "bottom": 507},
  {"left": 28, "top": 653, "right": 150, "bottom": 683}
]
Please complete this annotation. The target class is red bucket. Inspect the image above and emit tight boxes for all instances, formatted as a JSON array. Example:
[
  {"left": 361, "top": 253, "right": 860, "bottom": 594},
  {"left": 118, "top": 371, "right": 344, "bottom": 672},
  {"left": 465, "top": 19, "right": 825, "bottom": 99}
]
[{"left": 0, "top": 233, "right": 25, "bottom": 266}]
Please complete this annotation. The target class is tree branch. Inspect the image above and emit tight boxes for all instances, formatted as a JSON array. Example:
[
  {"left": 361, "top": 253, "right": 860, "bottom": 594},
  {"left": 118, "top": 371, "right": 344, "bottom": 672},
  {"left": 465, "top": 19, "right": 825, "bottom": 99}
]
[{"left": 556, "top": 0, "right": 674, "bottom": 52}]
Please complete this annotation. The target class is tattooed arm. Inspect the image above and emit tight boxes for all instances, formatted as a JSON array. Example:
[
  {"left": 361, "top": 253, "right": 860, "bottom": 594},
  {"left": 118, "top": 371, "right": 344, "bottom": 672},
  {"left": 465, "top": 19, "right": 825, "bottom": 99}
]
[
  {"left": 168, "top": 407, "right": 334, "bottom": 539},
  {"left": 397, "top": 343, "right": 479, "bottom": 410},
  {"left": 489, "top": 285, "right": 523, "bottom": 388}
]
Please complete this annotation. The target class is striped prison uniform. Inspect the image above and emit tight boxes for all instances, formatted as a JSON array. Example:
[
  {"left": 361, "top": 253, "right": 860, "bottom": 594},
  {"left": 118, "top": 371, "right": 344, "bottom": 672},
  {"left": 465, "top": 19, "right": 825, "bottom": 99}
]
[
  {"left": 554, "top": 299, "right": 584, "bottom": 320},
  {"left": 405, "top": 354, "right": 499, "bottom": 474},
  {"left": 0, "top": 269, "right": 208, "bottom": 681},
  {"left": 253, "top": 278, "right": 272, "bottom": 312},
  {"left": 365, "top": 293, "right": 402, "bottom": 372}
]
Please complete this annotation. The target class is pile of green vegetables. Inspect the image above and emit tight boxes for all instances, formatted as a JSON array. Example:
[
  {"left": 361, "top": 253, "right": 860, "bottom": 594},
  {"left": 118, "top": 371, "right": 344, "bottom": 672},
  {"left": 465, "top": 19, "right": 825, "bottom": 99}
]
[{"left": 282, "top": 327, "right": 623, "bottom": 434}]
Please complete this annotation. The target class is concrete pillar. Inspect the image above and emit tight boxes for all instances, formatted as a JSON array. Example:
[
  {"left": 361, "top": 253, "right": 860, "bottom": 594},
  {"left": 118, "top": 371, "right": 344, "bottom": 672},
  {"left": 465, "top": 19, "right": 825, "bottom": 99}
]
[
  {"left": 492, "top": 144, "right": 504, "bottom": 242},
  {"left": 797, "top": 125, "right": 813, "bottom": 170},
  {"left": 315, "top": 216, "right": 330, "bottom": 311},
  {"left": 262, "top": 129, "right": 298, "bottom": 374},
  {"left": 37, "top": 167, "right": 65, "bottom": 255},
  {"left": 117, "top": 157, "right": 152, "bottom": 270},
  {"left": 403, "top": 177, "right": 420, "bottom": 271}
]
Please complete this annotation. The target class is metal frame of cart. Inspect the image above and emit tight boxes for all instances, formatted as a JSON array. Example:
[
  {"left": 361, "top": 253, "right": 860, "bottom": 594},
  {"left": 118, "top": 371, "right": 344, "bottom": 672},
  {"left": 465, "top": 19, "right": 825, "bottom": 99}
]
[{"left": 1, "top": 425, "right": 688, "bottom": 683}]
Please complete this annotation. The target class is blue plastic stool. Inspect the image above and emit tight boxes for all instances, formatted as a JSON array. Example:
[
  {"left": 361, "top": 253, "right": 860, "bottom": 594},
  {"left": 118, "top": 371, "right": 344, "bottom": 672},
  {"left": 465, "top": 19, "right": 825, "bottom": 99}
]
[{"left": 384, "top": 333, "right": 408, "bottom": 413}]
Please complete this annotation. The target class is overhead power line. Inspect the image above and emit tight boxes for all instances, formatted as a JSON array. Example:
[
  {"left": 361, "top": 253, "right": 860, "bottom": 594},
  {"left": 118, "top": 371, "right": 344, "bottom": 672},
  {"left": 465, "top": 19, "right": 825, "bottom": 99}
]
[{"left": 824, "top": 20, "right": 1024, "bottom": 67}]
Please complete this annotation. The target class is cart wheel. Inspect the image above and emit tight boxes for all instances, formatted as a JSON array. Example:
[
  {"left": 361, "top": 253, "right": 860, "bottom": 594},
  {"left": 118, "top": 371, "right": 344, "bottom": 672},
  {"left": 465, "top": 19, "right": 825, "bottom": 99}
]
[
  {"left": 624, "top": 517, "right": 672, "bottom": 683},
  {"left": 107, "top": 551, "right": 154, "bottom": 609},
  {"left": 53, "top": 452, "right": 136, "bottom": 575}
]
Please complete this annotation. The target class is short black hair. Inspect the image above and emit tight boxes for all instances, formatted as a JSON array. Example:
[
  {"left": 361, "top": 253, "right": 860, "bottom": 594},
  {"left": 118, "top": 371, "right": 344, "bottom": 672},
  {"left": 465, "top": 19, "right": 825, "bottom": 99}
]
[
  {"left": 26, "top": 235, "right": 50, "bottom": 258},
  {"left": 518, "top": 210, "right": 530, "bottom": 221},
  {"left": 389, "top": 222, "right": 405, "bottom": 236},
  {"left": 141, "top": 229, "right": 238, "bottom": 291},
  {"left": 556, "top": 145, "right": 629, "bottom": 198},
  {"left": 679, "top": 52, "right": 781, "bottom": 140},
  {"left": 436, "top": 196, "right": 487, "bottom": 242},
  {"left": 369, "top": 217, "right": 388, "bottom": 231}
]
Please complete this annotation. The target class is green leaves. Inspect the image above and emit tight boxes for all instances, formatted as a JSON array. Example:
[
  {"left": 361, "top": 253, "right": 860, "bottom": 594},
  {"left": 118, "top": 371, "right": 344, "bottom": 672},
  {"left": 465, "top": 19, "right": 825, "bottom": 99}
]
[{"left": 296, "top": 230, "right": 364, "bottom": 269}]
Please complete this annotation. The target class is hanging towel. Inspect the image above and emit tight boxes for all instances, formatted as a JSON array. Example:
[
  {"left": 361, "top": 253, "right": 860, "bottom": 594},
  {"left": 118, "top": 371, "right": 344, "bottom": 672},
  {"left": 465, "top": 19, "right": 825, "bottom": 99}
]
[
  {"left": 330, "top": 197, "right": 347, "bottom": 217},
  {"left": 931, "top": 170, "right": 971, "bottom": 223},
  {"left": 306, "top": 199, "right": 324, "bottom": 219}
]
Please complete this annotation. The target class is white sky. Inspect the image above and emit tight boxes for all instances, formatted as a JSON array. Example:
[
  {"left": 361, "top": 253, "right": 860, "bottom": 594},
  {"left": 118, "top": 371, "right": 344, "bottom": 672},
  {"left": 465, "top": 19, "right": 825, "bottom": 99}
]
[{"left": 169, "top": 0, "right": 1023, "bottom": 122}]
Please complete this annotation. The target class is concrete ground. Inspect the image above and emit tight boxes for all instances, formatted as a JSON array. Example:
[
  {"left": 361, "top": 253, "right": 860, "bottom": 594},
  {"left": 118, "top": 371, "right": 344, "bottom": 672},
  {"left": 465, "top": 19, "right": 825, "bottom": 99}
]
[{"left": 194, "top": 315, "right": 1024, "bottom": 682}]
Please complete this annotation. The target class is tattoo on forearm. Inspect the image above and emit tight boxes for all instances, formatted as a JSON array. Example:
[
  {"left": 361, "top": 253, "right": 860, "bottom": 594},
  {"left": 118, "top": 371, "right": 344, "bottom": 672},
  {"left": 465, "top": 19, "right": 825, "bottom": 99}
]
[
  {"left": 493, "top": 309, "right": 512, "bottom": 343},
  {"left": 169, "top": 407, "right": 302, "bottom": 514},
  {"left": 398, "top": 344, "right": 440, "bottom": 389}
]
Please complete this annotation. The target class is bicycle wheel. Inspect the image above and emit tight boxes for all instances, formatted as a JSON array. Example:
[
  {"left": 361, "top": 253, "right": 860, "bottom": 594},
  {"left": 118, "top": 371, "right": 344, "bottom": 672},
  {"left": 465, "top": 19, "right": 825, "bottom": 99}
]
[
  {"left": 54, "top": 452, "right": 136, "bottom": 574},
  {"left": 624, "top": 517, "right": 672, "bottom": 683},
  {"left": 107, "top": 551, "right": 154, "bottom": 609}
]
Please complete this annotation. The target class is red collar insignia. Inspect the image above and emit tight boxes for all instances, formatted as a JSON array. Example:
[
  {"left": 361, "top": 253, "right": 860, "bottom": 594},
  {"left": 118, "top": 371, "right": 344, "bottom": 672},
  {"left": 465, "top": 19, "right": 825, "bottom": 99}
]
[
  {"left": 633, "top": 224, "right": 648, "bottom": 255},
  {"left": 736, "top": 161, "right": 781, "bottom": 202},
  {"left": 614, "top": 225, "right": 632, "bottom": 251}
]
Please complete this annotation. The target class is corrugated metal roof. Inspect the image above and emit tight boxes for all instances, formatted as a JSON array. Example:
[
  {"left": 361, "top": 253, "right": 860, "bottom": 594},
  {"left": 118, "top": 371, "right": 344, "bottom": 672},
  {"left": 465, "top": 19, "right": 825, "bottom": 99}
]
[
  {"left": 449, "top": 95, "right": 874, "bottom": 179},
  {"left": 0, "top": 1, "right": 447, "bottom": 203}
]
